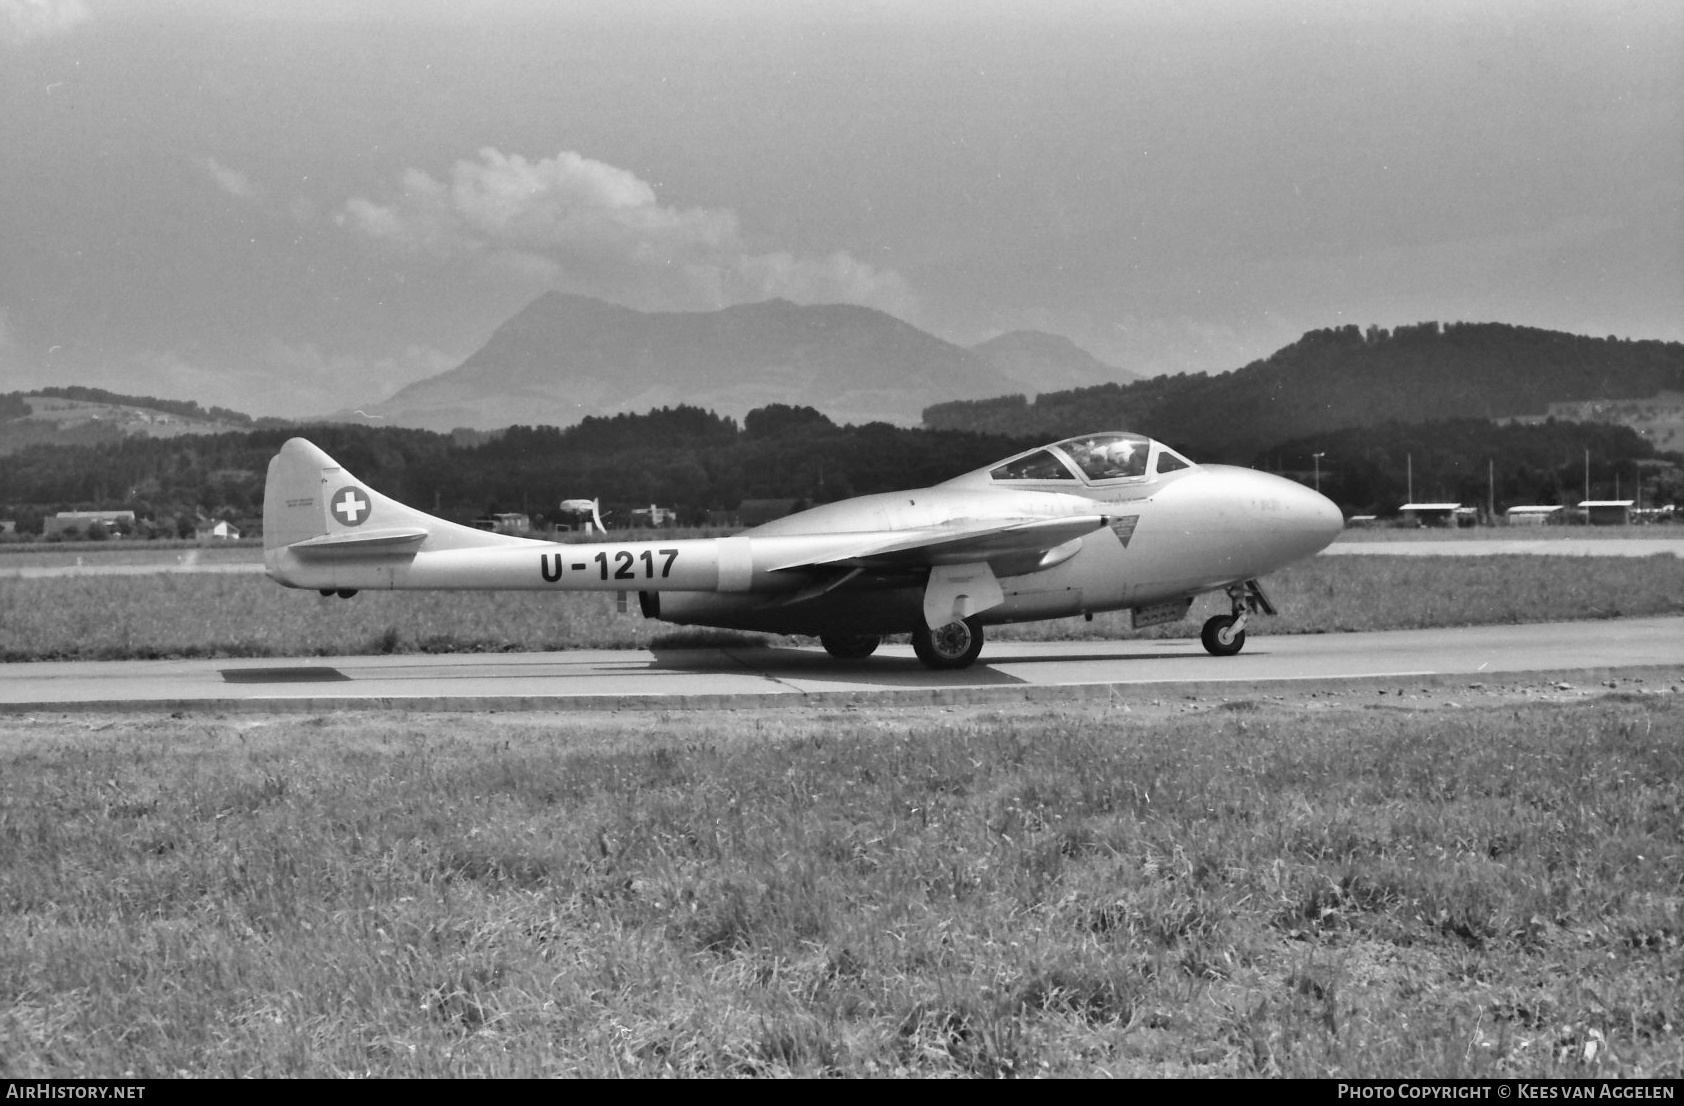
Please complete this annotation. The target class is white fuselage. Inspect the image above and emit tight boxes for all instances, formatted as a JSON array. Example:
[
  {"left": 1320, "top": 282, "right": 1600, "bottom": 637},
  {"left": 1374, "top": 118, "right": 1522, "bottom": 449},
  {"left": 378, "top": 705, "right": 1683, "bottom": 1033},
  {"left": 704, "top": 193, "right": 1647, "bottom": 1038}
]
[
  {"left": 655, "top": 463, "right": 1342, "bottom": 634},
  {"left": 262, "top": 432, "right": 1344, "bottom": 639}
]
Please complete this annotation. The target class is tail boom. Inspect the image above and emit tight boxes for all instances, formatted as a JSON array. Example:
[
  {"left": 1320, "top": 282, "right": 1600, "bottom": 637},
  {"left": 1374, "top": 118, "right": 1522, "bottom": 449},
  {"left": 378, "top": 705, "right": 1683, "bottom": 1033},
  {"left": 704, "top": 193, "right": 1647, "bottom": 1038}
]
[{"left": 266, "top": 536, "right": 749, "bottom": 594}]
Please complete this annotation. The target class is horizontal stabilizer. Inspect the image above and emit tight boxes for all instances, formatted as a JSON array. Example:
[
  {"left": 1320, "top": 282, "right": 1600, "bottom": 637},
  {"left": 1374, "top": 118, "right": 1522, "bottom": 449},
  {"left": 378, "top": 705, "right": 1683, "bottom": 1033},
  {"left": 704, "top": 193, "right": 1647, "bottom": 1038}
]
[
  {"left": 287, "top": 527, "right": 431, "bottom": 557},
  {"left": 765, "top": 514, "right": 1108, "bottom": 573}
]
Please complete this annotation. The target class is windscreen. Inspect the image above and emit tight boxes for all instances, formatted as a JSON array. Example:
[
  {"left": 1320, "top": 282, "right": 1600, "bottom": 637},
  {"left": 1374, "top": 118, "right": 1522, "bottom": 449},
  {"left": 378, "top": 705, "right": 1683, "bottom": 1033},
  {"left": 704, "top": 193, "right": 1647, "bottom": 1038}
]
[{"left": 989, "top": 449, "right": 1078, "bottom": 481}]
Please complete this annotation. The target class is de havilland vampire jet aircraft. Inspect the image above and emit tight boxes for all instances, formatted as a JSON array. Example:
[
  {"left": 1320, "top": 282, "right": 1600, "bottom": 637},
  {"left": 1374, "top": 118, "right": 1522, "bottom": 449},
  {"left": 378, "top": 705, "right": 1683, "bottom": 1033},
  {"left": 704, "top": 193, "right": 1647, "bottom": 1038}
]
[{"left": 262, "top": 432, "right": 1344, "bottom": 669}]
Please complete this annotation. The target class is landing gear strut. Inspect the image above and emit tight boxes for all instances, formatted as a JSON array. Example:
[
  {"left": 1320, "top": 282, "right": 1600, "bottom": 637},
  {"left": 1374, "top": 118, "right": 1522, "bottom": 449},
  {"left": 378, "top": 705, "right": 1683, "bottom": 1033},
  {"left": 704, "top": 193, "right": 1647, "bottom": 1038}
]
[
  {"left": 1200, "top": 579, "right": 1274, "bottom": 657},
  {"left": 912, "top": 616, "right": 984, "bottom": 670}
]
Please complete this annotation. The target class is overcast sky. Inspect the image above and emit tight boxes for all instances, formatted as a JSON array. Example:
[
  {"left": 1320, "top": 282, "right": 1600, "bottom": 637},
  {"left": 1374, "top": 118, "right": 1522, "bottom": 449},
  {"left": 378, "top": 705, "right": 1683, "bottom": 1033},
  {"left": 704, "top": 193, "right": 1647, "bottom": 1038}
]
[{"left": 2, "top": 0, "right": 1679, "bottom": 418}]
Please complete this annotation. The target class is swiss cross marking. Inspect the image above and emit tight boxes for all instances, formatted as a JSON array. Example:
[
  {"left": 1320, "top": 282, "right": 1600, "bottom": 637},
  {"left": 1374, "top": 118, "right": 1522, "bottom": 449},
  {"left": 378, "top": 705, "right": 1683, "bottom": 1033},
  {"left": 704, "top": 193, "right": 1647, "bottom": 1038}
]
[{"left": 331, "top": 486, "right": 371, "bottom": 527}]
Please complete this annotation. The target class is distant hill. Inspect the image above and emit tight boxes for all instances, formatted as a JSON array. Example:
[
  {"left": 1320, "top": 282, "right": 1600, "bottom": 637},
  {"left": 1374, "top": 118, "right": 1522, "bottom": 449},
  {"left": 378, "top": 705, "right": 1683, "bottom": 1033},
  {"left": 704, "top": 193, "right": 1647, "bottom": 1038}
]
[
  {"left": 0, "top": 387, "right": 277, "bottom": 456},
  {"left": 925, "top": 322, "right": 1684, "bottom": 463},
  {"left": 1516, "top": 391, "right": 1684, "bottom": 453},
  {"left": 968, "top": 330, "right": 1137, "bottom": 395},
  {"left": 366, "top": 294, "right": 1037, "bottom": 431}
]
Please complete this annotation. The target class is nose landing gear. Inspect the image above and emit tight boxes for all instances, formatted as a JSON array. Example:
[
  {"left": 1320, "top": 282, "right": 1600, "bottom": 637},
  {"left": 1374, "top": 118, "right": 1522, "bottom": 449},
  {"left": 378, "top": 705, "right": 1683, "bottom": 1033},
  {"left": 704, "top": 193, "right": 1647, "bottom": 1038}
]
[
  {"left": 1200, "top": 612, "right": 1246, "bottom": 656},
  {"left": 1200, "top": 579, "right": 1275, "bottom": 656}
]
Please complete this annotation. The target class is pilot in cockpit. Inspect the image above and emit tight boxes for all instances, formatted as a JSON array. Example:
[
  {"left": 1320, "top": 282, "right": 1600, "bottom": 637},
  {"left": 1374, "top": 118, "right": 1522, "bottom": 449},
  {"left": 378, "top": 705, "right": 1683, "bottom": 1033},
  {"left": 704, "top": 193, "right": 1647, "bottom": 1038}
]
[{"left": 1068, "top": 436, "right": 1148, "bottom": 480}]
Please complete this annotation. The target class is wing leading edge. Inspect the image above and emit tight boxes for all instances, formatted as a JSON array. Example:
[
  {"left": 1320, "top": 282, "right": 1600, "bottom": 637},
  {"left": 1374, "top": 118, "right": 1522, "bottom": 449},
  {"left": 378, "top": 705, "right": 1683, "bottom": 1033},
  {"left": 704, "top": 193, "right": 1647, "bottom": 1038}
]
[{"left": 761, "top": 513, "right": 1109, "bottom": 573}]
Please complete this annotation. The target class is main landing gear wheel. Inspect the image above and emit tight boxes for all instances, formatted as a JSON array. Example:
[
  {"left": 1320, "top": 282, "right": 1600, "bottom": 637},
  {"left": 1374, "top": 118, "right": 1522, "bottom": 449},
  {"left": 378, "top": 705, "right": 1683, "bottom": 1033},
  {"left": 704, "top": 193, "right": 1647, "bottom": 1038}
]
[
  {"left": 912, "top": 616, "right": 985, "bottom": 670},
  {"left": 820, "top": 633, "right": 881, "bottom": 659},
  {"left": 1200, "top": 614, "right": 1246, "bottom": 657}
]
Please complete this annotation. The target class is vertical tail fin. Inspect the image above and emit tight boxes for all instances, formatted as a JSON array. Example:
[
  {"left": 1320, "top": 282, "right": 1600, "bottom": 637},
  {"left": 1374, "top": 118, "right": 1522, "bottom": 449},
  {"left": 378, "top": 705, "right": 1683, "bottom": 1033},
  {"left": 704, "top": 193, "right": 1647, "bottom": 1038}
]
[
  {"left": 263, "top": 437, "right": 338, "bottom": 552},
  {"left": 263, "top": 438, "right": 549, "bottom": 585}
]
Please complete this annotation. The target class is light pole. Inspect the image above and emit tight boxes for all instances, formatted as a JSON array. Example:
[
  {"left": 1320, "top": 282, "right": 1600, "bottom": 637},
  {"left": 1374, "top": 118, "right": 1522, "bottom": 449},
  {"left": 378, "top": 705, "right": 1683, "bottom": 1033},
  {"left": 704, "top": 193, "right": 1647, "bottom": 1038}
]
[{"left": 1312, "top": 452, "right": 1325, "bottom": 493}]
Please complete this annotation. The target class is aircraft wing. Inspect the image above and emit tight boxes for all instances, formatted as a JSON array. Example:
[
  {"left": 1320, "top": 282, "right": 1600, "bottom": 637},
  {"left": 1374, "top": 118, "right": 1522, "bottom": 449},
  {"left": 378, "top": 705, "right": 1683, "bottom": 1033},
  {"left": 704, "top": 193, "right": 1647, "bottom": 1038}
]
[{"left": 762, "top": 514, "right": 1109, "bottom": 573}]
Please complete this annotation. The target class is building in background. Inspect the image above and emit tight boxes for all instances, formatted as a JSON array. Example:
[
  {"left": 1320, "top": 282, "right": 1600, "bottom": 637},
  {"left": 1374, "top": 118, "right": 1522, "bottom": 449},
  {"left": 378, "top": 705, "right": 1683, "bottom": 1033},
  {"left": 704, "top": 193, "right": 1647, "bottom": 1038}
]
[
  {"left": 1579, "top": 500, "right": 1634, "bottom": 526},
  {"left": 1398, "top": 502, "right": 1460, "bottom": 527},
  {"left": 44, "top": 510, "right": 136, "bottom": 537},
  {"left": 1504, "top": 505, "right": 1564, "bottom": 526}
]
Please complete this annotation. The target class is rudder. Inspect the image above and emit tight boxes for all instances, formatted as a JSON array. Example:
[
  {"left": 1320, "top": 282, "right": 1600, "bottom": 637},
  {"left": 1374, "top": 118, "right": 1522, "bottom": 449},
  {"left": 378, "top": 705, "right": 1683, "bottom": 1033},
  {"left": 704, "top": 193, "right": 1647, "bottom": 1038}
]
[{"left": 263, "top": 437, "right": 338, "bottom": 553}]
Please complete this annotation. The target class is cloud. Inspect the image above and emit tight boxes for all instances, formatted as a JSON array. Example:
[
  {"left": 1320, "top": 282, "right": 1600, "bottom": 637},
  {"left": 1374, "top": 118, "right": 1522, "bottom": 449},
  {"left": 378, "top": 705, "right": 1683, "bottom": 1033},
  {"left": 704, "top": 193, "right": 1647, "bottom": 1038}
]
[
  {"left": 0, "top": 0, "right": 91, "bottom": 45},
  {"left": 200, "top": 156, "right": 259, "bottom": 201},
  {"left": 339, "top": 148, "right": 917, "bottom": 317}
]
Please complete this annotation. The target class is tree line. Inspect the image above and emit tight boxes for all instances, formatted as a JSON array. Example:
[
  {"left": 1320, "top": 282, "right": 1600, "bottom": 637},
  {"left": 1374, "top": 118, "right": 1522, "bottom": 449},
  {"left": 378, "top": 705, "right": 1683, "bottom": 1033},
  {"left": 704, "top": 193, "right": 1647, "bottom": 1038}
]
[
  {"left": 1260, "top": 418, "right": 1681, "bottom": 517},
  {"left": 1, "top": 401, "right": 1677, "bottom": 540},
  {"left": 0, "top": 406, "right": 1025, "bottom": 538}
]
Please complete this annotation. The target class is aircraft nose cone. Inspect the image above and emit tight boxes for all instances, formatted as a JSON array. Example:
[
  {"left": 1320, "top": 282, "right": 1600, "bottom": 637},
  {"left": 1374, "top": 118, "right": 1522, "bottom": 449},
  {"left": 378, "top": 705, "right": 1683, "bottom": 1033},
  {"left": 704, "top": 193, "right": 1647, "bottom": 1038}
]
[
  {"left": 1298, "top": 483, "right": 1345, "bottom": 548},
  {"left": 1269, "top": 476, "right": 1344, "bottom": 557}
]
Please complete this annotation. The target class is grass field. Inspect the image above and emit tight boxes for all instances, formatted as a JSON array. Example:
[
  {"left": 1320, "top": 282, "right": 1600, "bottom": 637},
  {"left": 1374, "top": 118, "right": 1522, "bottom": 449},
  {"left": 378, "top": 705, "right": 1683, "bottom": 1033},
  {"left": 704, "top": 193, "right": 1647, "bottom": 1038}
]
[
  {"left": 2, "top": 551, "right": 1681, "bottom": 661},
  {"left": 2, "top": 692, "right": 1679, "bottom": 1077}
]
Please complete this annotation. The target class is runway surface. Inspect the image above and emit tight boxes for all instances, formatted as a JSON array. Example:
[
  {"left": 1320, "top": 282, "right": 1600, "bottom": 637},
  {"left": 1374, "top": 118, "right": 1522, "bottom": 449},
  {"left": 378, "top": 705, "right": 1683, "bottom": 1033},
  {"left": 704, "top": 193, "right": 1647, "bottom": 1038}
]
[{"left": 2, "top": 617, "right": 1678, "bottom": 713}]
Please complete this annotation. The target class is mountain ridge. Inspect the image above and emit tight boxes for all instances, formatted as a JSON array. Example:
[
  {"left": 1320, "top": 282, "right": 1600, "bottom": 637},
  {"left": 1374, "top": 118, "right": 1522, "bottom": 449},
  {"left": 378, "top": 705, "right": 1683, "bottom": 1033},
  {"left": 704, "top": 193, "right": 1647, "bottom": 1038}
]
[
  {"left": 924, "top": 322, "right": 1684, "bottom": 463},
  {"left": 366, "top": 294, "right": 1112, "bottom": 431},
  {"left": 970, "top": 329, "right": 1139, "bottom": 394}
]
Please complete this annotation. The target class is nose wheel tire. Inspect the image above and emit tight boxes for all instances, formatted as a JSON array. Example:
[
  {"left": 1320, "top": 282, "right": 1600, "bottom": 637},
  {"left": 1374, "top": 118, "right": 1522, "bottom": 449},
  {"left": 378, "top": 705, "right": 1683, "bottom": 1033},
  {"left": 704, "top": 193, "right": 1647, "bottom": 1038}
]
[
  {"left": 912, "top": 616, "right": 985, "bottom": 670},
  {"left": 1200, "top": 614, "right": 1246, "bottom": 656},
  {"left": 821, "top": 633, "right": 881, "bottom": 659}
]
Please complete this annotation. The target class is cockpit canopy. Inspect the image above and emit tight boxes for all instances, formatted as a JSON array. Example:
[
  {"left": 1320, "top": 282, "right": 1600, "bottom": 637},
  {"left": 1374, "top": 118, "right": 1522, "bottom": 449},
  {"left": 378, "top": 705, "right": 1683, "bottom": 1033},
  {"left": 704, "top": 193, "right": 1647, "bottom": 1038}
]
[{"left": 979, "top": 433, "right": 1195, "bottom": 487}]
